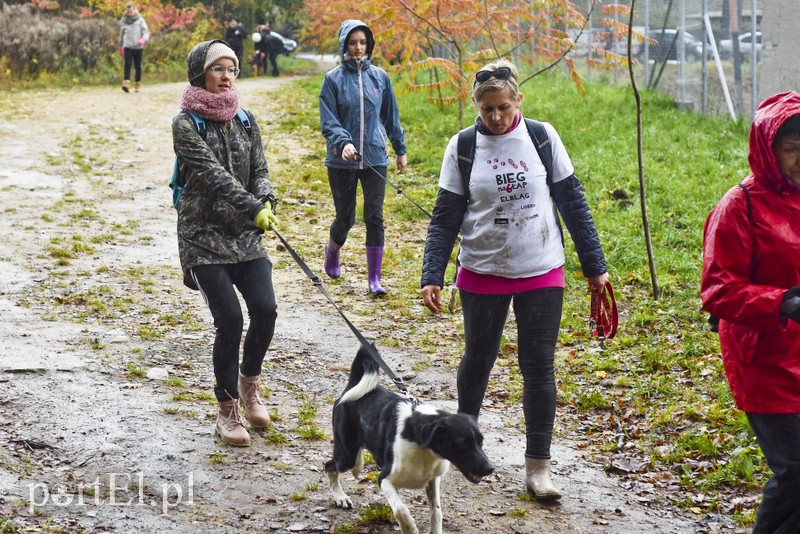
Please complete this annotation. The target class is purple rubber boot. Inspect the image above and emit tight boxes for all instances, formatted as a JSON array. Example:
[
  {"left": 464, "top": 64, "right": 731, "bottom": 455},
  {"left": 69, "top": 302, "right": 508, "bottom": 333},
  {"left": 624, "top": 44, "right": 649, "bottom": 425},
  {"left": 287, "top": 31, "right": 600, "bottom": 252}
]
[
  {"left": 325, "top": 240, "right": 341, "bottom": 279},
  {"left": 366, "top": 246, "right": 387, "bottom": 296}
]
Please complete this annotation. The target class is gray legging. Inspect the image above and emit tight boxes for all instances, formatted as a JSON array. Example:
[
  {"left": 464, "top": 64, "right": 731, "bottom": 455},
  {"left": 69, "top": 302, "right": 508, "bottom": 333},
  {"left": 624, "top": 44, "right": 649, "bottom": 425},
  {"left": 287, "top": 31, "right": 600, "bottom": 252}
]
[
  {"left": 326, "top": 166, "right": 386, "bottom": 247},
  {"left": 458, "top": 287, "right": 563, "bottom": 459}
]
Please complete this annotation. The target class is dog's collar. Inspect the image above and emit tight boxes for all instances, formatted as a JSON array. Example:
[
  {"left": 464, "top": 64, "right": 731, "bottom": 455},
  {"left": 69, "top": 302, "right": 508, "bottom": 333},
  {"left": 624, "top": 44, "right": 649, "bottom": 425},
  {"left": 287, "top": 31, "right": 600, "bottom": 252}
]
[{"left": 404, "top": 392, "right": 420, "bottom": 407}]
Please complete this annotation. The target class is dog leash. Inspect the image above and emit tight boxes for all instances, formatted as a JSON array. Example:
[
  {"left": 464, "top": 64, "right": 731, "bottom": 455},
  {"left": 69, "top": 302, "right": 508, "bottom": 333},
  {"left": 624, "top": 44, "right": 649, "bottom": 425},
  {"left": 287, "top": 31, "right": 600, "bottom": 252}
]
[
  {"left": 354, "top": 152, "right": 463, "bottom": 312},
  {"left": 354, "top": 152, "right": 433, "bottom": 219},
  {"left": 590, "top": 282, "right": 618, "bottom": 348},
  {"left": 271, "top": 228, "right": 411, "bottom": 396}
]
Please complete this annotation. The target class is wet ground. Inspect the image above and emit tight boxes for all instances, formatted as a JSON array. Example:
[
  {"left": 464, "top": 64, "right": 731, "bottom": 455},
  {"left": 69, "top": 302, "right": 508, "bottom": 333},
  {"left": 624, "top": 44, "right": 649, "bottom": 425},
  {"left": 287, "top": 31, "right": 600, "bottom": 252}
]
[{"left": 0, "top": 69, "right": 739, "bottom": 533}]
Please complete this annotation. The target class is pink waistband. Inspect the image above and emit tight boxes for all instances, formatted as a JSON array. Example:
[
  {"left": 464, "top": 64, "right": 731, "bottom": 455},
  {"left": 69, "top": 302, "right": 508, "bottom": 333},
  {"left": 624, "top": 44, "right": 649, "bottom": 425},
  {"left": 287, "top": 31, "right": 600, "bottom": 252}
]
[{"left": 456, "top": 266, "right": 566, "bottom": 294}]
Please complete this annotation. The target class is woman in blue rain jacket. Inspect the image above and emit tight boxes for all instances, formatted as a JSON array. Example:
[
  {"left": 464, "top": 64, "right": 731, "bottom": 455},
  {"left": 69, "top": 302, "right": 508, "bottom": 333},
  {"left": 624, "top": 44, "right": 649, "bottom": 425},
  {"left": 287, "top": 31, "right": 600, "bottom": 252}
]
[{"left": 319, "top": 19, "right": 407, "bottom": 296}]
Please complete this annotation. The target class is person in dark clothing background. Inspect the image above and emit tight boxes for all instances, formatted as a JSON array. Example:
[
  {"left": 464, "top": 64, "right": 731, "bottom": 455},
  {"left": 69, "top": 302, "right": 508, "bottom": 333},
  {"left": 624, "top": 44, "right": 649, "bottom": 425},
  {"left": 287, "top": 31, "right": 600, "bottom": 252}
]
[
  {"left": 262, "top": 23, "right": 284, "bottom": 77},
  {"left": 250, "top": 22, "right": 272, "bottom": 76},
  {"left": 224, "top": 18, "right": 245, "bottom": 67}
]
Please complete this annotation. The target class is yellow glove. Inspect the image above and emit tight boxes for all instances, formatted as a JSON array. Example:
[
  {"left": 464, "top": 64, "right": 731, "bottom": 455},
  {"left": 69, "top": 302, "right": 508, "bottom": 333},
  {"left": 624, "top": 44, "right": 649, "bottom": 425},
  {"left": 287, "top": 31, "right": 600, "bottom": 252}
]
[{"left": 254, "top": 208, "right": 279, "bottom": 231}]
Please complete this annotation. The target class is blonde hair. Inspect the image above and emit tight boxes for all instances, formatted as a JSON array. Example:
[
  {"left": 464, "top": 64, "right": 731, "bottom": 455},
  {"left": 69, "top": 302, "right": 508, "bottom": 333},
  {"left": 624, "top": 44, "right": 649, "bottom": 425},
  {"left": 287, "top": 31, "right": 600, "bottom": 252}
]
[{"left": 472, "top": 59, "right": 520, "bottom": 105}]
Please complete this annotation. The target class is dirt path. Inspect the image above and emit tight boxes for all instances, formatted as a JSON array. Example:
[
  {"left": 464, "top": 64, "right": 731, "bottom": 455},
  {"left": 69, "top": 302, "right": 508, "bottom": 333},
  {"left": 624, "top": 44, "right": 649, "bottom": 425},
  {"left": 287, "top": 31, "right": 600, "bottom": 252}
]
[{"left": 0, "top": 75, "right": 728, "bottom": 533}]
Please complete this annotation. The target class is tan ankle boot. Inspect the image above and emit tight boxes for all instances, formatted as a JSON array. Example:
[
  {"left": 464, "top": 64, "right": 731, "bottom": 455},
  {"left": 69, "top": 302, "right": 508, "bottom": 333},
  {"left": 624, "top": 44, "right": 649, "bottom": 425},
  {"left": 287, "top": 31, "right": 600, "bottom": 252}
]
[
  {"left": 238, "top": 373, "right": 271, "bottom": 428},
  {"left": 134, "top": 82, "right": 141, "bottom": 93},
  {"left": 216, "top": 399, "right": 250, "bottom": 446},
  {"left": 122, "top": 80, "right": 130, "bottom": 93},
  {"left": 525, "top": 458, "right": 562, "bottom": 500}
]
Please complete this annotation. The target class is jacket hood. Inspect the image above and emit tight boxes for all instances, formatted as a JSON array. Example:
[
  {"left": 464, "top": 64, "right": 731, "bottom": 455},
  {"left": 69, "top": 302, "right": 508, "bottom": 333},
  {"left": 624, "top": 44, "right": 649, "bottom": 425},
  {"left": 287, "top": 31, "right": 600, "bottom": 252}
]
[
  {"left": 187, "top": 39, "right": 229, "bottom": 88},
  {"left": 749, "top": 91, "right": 800, "bottom": 191},
  {"left": 338, "top": 19, "right": 374, "bottom": 64}
]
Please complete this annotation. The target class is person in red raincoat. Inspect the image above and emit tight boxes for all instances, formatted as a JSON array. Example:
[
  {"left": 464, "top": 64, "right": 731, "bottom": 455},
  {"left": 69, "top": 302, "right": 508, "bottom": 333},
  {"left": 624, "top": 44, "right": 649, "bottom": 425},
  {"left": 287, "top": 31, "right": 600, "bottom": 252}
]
[{"left": 701, "top": 91, "right": 800, "bottom": 533}]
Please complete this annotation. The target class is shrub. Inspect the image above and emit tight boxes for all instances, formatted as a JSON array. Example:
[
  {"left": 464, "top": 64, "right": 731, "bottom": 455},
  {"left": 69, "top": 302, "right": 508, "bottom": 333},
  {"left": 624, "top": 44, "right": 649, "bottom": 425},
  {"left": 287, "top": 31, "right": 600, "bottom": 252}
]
[
  {"left": 0, "top": 3, "right": 217, "bottom": 87},
  {"left": 0, "top": 4, "right": 116, "bottom": 78}
]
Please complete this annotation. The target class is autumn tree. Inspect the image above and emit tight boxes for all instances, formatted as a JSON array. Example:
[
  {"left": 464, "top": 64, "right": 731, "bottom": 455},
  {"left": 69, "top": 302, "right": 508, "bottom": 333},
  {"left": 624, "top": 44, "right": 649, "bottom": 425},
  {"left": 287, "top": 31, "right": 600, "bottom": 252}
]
[
  {"left": 302, "top": 0, "right": 635, "bottom": 125},
  {"left": 82, "top": 0, "right": 206, "bottom": 32}
]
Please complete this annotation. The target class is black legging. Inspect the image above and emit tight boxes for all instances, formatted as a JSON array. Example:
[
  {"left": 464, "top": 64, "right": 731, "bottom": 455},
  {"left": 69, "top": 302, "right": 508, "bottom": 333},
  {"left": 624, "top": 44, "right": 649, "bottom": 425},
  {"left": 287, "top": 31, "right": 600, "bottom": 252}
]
[
  {"left": 123, "top": 47, "right": 143, "bottom": 82},
  {"left": 746, "top": 413, "right": 800, "bottom": 533},
  {"left": 458, "top": 287, "right": 563, "bottom": 458},
  {"left": 191, "top": 258, "right": 277, "bottom": 402},
  {"left": 326, "top": 166, "right": 387, "bottom": 247}
]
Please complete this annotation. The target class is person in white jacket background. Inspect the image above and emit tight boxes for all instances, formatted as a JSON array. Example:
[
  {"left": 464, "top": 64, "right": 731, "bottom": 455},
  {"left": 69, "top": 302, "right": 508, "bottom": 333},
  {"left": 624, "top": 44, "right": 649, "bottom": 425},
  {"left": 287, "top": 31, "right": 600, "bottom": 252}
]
[{"left": 118, "top": 2, "right": 150, "bottom": 93}]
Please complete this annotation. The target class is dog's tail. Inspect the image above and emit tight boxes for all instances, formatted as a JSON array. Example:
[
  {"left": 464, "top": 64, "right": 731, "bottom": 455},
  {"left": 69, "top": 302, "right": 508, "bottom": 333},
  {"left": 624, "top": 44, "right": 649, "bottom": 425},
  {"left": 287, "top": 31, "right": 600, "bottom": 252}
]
[{"left": 337, "top": 345, "right": 380, "bottom": 405}]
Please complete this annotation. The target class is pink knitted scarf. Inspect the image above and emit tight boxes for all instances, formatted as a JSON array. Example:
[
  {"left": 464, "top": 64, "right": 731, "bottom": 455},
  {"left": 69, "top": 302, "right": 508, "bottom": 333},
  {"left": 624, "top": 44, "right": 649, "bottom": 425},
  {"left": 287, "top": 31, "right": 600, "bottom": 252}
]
[{"left": 180, "top": 86, "right": 240, "bottom": 122}]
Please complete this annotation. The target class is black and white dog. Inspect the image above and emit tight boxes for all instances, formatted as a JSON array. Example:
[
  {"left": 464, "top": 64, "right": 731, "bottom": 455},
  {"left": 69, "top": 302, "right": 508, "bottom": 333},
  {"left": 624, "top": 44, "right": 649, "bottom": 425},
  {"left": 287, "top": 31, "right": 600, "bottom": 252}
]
[{"left": 326, "top": 346, "right": 495, "bottom": 534}]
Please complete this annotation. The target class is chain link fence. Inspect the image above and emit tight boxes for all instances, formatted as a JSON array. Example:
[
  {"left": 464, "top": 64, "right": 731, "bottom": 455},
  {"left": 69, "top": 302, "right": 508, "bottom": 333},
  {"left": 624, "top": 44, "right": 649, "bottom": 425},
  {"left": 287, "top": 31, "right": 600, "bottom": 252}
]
[{"left": 579, "top": 0, "right": 798, "bottom": 121}]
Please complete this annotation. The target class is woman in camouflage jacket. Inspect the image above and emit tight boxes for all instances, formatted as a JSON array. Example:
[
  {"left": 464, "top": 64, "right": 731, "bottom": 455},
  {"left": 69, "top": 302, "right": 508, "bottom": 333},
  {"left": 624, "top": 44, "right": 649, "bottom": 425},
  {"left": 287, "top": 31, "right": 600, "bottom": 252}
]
[{"left": 172, "top": 39, "right": 279, "bottom": 447}]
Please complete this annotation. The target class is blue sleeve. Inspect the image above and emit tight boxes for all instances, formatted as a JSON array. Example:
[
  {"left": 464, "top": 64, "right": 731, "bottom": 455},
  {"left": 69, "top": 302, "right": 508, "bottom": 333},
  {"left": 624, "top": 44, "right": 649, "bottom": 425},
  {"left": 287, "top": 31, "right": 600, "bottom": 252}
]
[
  {"left": 319, "top": 72, "right": 353, "bottom": 151},
  {"left": 379, "top": 72, "right": 406, "bottom": 156}
]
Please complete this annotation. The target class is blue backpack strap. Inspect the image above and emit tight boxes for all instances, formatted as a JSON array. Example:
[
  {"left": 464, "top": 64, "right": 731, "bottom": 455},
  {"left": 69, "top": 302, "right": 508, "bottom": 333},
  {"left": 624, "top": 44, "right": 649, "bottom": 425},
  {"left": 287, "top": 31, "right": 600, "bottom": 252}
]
[
  {"left": 235, "top": 107, "right": 252, "bottom": 133},
  {"left": 185, "top": 108, "right": 250, "bottom": 136},
  {"left": 171, "top": 110, "right": 207, "bottom": 210},
  {"left": 184, "top": 110, "right": 206, "bottom": 137},
  {"left": 170, "top": 158, "right": 182, "bottom": 209}
]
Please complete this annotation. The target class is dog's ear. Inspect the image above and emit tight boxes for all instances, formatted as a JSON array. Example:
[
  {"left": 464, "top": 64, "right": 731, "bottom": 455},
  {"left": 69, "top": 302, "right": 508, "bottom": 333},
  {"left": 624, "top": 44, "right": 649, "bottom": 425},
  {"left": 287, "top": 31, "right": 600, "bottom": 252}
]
[{"left": 419, "top": 420, "right": 442, "bottom": 449}]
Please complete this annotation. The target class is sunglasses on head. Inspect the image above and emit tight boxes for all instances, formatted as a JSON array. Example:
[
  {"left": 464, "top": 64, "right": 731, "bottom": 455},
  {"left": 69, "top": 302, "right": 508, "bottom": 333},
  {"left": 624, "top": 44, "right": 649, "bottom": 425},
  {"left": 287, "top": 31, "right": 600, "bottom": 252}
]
[{"left": 475, "top": 66, "right": 512, "bottom": 83}]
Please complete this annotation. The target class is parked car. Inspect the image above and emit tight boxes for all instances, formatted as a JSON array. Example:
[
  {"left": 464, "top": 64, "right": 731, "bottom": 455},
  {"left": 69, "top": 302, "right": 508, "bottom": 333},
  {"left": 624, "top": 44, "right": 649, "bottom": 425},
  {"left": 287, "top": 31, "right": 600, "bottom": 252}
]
[
  {"left": 569, "top": 26, "right": 645, "bottom": 57},
  {"left": 636, "top": 29, "right": 709, "bottom": 62},
  {"left": 718, "top": 32, "right": 762, "bottom": 62},
  {"left": 271, "top": 31, "right": 297, "bottom": 54}
]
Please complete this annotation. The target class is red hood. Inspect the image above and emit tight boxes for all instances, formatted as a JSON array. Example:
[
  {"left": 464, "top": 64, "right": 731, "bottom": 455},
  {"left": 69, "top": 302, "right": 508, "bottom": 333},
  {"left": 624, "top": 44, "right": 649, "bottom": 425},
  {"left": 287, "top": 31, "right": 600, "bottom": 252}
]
[{"left": 748, "top": 91, "right": 800, "bottom": 191}]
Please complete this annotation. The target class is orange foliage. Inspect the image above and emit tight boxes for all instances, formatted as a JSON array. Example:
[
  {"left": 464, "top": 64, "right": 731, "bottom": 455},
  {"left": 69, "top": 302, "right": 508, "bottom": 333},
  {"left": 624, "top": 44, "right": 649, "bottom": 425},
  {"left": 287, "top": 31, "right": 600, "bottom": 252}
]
[
  {"left": 84, "top": 0, "right": 205, "bottom": 32},
  {"left": 27, "top": 0, "right": 60, "bottom": 12},
  {"left": 302, "top": 0, "right": 633, "bottom": 119}
]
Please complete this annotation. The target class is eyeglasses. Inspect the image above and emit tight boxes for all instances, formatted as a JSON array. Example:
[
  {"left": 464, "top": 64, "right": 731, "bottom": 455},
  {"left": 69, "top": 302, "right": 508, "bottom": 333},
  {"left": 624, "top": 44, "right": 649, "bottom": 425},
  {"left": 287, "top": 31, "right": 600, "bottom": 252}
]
[
  {"left": 475, "top": 66, "right": 513, "bottom": 84},
  {"left": 208, "top": 65, "right": 240, "bottom": 78}
]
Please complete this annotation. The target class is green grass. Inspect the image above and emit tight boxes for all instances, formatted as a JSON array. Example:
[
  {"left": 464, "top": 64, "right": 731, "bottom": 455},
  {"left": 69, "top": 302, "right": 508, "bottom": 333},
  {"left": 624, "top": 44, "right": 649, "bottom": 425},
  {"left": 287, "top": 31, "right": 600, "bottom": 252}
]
[
  {"left": 125, "top": 362, "right": 146, "bottom": 379},
  {"left": 358, "top": 504, "right": 394, "bottom": 524},
  {"left": 264, "top": 71, "right": 761, "bottom": 524}
]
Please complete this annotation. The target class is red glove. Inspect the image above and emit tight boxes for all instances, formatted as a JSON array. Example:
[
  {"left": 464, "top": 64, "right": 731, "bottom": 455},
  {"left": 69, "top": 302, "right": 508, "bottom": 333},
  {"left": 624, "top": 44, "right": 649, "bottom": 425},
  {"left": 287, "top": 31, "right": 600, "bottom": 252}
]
[
  {"left": 119, "top": 46, "right": 124, "bottom": 56},
  {"left": 136, "top": 38, "right": 145, "bottom": 46}
]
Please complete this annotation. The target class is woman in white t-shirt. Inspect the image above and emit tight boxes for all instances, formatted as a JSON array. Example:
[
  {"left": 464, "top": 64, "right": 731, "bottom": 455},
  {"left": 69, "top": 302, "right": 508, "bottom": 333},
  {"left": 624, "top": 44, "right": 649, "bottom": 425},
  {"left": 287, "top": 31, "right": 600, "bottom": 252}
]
[{"left": 421, "top": 59, "right": 609, "bottom": 500}]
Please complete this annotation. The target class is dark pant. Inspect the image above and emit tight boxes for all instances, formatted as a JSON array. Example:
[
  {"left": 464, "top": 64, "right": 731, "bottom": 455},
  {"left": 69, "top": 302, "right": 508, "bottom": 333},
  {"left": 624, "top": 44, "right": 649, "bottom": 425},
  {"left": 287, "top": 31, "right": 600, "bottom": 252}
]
[
  {"left": 268, "top": 50, "right": 280, "bottom": 76},
  {"left": 327, "top": 166, "right": 387, "bottom": 248},
  {"left": 231, "top": 45, "right": 243, "bottom": 69},
  {"left": 123, "top": 48, "right": 143, "bottom": 82},
  {"left": 458, "top": 287, "right": 563, "bottom": 459},
  {"left": 746, "top": 412, "right": 800, "bottom": 534},
  {"left": 191, "top": 259, "right": 277, "bottom": 402}
]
